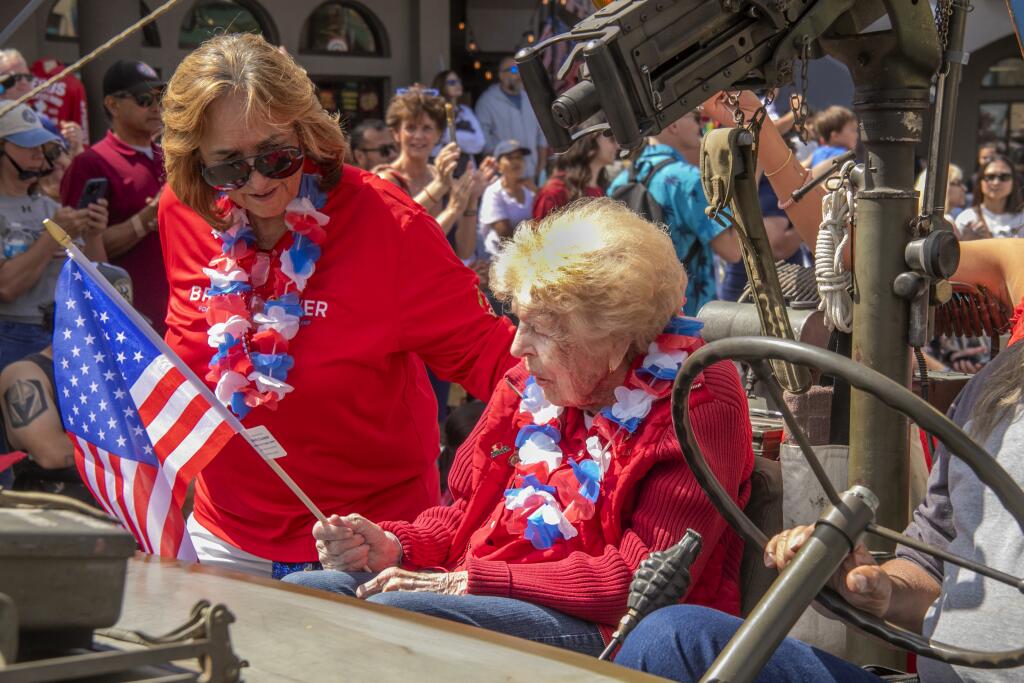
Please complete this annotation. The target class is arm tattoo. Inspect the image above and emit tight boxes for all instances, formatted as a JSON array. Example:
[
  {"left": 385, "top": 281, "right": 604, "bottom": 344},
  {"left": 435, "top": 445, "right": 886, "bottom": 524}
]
[{"left": 4, "top": 379, "right": 48, "bottom": 428}]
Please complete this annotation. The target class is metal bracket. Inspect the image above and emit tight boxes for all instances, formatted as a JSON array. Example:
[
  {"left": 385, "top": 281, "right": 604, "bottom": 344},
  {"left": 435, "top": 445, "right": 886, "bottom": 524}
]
[{"left": 0, "top": 601, "right": 246, "bottom": 682}]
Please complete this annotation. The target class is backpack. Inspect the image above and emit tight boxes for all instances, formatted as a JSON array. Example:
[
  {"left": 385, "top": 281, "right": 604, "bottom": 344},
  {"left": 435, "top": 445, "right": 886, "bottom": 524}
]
[{"left": 610, "top": 156, "right": 703, "bottom": 267}]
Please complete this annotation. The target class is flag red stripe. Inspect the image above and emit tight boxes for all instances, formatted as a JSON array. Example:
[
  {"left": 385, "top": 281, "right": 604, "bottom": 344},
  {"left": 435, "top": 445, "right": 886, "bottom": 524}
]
[
  {"left": 153, "top": 393, "right": 211, "bottom": 460},
  {"left": 106, "top": 450, "right": 144, "bottom": 550},
  {"left": 175, "top": 421, "right": 235, "bottom": 488},
  {"left": 131, "top": 460, "right": 157, "bottom": 553},
  {"left": 73, "top": 441, "right": 116, "bottom": 519},
  {"left": 136, "top": 367, "right": 187, "bottom": 429},
  {"left": 86, "top": 442, "right": 117, "bottom": 519}
]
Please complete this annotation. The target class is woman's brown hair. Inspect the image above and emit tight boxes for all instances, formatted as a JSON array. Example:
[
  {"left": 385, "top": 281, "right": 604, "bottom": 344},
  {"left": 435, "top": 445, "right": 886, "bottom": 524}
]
[
  {"left": 385, "top": 85, "right": 446, "bottom": 133},
  {"left": 551, "top": 132, "right": 607, "bottom": 202},
  {"left": 162, "top": 33, "right": 349, "bottom": 229}
]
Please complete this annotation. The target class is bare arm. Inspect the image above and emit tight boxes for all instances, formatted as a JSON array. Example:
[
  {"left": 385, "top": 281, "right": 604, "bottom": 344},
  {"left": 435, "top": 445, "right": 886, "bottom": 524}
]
[
  {"left": 710, "top": 227, "right": 742, "bottom": 263},
  {"left": 953, "top": 238, "right": 1024, "bottom": 311},
  {"left": 702, "top": 92, "right": 827, "bottom": 253},
  {"left": 875, "top": 558, "right": 943, "bottom": 633},
  {"left": 98, "top": 193, "right": 159, "bottom": 259},
  {"left": 764, "top": 215, "right": 804, "bottom": 260},
  {"left": 0, "top": 362, "right": 74, "bottom": 470}
]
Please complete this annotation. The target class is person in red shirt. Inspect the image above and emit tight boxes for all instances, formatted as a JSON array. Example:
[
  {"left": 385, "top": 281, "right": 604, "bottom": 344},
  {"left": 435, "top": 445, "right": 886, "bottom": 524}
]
[
  {"left": 158, "top": 33, "right": 516, "bottom": 575},
  {"left": 60, "top": 60, "right": 167, "bottom": 332},
  {"left": 29, "top": 58, "right": 89, "bottom": 134},
  {"left": 532, "top": 130, "right": 618, "bottom": 220},
  {"left": 284, "top": 198, "right": 754, "bottom": 655}
]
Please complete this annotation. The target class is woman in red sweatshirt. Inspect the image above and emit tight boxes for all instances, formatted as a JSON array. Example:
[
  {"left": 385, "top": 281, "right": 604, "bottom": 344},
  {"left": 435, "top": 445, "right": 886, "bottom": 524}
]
[
  {"left": 158, "top": 34, "right": 516, "bottom": 575},
  {"left": 284, "top": 198, "right": 754, "bottom": 655}
]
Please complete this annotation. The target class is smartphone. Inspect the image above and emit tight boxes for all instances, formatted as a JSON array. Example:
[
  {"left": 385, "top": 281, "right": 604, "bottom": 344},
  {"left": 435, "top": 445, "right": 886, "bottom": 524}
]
[
  {"left": 77, "top": 177, "right": 109, "bottom": 209},
  {"left": 453, "top": 152, "right": 472, "bottom": 179}
]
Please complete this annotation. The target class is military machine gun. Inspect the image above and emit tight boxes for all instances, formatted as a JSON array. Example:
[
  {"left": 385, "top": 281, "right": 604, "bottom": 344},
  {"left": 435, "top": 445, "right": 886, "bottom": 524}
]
[{"left": 517, "top": 0, "right": 1023, "bottom": 679}]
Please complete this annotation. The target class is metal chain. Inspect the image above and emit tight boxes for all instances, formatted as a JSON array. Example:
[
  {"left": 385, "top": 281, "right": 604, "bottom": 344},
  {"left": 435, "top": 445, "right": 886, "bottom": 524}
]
[
  {"left": 935, "top": 0, "right": 954, "bottom": 52},
  {"left": 790, "top": 36, "right": 811, "bottom": 144}
]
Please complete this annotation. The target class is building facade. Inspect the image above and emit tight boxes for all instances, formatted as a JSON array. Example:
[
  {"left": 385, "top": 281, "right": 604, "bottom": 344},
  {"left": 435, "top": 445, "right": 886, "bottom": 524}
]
[{"left": 1, "top": 0, "right": 452, "bottom": 141}]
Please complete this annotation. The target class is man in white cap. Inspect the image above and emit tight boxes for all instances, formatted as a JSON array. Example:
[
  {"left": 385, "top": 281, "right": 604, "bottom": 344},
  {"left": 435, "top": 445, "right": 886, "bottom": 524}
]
[{"left": 0, "top": 103, "right": 107, "bottom": 370}]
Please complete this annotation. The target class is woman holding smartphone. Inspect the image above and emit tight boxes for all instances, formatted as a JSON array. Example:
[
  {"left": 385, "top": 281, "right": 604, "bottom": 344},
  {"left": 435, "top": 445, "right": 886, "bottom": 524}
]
[{"left": 375, "top": 86, "right": 494, "bottom": 260}]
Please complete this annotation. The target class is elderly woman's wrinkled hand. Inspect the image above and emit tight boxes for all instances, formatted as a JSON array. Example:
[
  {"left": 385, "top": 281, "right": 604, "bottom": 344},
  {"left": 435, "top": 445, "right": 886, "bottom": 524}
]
[
  {"left": 355, "top": 568, "right": 469, "bottom": 598},
  {"left": 313, "top": 513, "right": 402, "bottom": 572},
  {"left": 764, "top": 525, "right": 892, "bottom": 619}
]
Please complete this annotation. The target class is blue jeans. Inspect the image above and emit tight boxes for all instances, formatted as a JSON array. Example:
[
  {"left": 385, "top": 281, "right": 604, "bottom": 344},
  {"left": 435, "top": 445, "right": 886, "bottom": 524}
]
[
  {"left": 0, "top": 321, "right": 49, "bottom": 372},
  {"left": 614, "top": 605, "right": 882, "bottom": 682},
  {"left": 282, "top": 569, "right": 605, "bottom": 656}
]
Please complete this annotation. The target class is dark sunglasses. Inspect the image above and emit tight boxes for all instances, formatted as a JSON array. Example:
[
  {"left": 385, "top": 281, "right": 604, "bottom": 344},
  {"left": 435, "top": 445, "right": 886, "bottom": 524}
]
[
  {"left": 982, "top": 172, "right": 1013, "bottom": 183},
  {"left": 201, "top": 146, "right": 305, "bottom": 191},
  {"left": 42, "top": 141, "right": 66, "bottom": 163},
  {"left": 113, "top": 90, "right": 162, "bottom": 108},
  {"left": 499, "top": 65, "right": 520, "bottom": 75},
  {"left": 359, "top": 144, "right": 397, "bottom": 156},
  {"left": 0, "top": 72, "right": 32, "bottom": 89},
  {"left": 445, "top": 78, "right": 461, "bottom": 86}
]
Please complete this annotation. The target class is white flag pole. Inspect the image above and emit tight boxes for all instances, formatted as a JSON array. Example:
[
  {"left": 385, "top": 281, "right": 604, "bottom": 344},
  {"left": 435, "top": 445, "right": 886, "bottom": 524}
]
[{"left": 46, "top": 219, "right": 329, "bottom": 525}]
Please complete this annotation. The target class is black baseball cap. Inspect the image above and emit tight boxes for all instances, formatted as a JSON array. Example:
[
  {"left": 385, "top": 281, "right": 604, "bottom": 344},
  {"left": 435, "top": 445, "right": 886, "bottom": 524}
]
[{"left": 102, "top": 60, "right": 164, "bottom": 97}]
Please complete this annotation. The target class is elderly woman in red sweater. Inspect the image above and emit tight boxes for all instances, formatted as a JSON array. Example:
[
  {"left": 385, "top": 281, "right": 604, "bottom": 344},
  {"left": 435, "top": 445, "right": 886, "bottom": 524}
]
[{"left": 284, "top": 198, "right": 754, "bottom": 655}]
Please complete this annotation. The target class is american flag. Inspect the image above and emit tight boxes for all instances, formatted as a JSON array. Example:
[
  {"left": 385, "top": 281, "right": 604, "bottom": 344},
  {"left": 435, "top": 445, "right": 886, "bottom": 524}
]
[{"left": 53, "top": 259, "right": 234, "bottom": 560}]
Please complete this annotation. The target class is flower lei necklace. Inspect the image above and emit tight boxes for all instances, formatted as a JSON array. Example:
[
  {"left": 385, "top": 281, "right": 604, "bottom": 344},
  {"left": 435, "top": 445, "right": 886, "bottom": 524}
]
[
  {"left": 502, "top": 313, "right": 705, "bottom": 550},
  {"left": 204, "top": 175, "right": 329, "bottom": 419}
]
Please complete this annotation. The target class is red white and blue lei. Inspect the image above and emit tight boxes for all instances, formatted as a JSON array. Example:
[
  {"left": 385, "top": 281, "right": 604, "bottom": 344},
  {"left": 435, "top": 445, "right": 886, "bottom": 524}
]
[
  {"left": 503, "top": 313, "right": 705, "bottom": 549},
  {"left": 204, "top": 176, "right": 329, "bottom": 419}
]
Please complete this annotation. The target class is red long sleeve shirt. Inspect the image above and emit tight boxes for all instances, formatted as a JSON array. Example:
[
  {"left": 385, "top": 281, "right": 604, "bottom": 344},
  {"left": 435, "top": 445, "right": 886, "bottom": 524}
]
[
  {"left": 381, "top": 359, "right": 754, "bottom": 633},
  {"left": 159, "top": 167, "right": 517, "bottom": 561}
]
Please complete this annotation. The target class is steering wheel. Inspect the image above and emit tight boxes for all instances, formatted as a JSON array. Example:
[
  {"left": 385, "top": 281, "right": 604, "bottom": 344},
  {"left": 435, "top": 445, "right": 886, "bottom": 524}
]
[{"left": 672, "top": 337, "right": 1024, "bottom": 668}]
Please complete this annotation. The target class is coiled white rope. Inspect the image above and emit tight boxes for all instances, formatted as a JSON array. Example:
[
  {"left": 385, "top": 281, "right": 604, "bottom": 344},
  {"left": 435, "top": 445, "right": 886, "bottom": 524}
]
[{"left": 815, "top": 161, "right": 856, "bottom": 332}]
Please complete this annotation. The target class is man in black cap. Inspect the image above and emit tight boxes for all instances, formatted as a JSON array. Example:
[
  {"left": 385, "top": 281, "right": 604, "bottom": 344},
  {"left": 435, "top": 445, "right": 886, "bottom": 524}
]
[{"left": 60, "top": 59, "right": 169, "bottom": 333}]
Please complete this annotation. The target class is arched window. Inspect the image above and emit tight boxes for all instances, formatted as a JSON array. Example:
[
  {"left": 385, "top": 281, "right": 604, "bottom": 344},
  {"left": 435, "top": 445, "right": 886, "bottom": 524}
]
[
  {"left": 179, "top": 0, "right": 278, "bottom": 49},
  {"left": 301, "top": 1, "right": 388, "bottom": 57},
  {"left": 46, "top": 0, "right": 161, "bottom": 47},
  {"left": 982, "top": 57, "right": 1024, "bottom": 89},
  {"left": 46, "top": 0, "right": 77, "bottom": 41}
]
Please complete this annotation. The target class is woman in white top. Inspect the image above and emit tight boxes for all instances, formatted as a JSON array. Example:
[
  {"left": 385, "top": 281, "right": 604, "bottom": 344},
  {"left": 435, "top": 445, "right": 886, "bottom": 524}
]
[
  {"left": 955, "top": 154, "right": 1024, "bottom": 239},
  {"left": 431, "top": 70, "right": 486, "bottom": 156},
  {"left": 477, "top": 140, "right": 535, "bottom": 261}
]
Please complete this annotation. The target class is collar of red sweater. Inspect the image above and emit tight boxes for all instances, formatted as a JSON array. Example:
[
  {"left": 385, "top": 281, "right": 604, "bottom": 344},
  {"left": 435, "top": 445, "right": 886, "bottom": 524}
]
[{"left": 444, "top": 359, "right": 712, "bottom": 566}]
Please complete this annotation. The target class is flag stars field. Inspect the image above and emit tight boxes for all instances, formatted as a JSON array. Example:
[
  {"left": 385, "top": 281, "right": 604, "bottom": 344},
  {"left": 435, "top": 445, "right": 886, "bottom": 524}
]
[{"left": 53, "top": 256, "right": 234, "bottom": 559}]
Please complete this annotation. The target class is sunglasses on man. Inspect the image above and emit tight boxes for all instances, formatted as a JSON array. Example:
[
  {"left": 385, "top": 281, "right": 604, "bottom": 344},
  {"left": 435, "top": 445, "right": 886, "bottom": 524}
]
[
  {"left": 201, "top": 146, "right": 305, "bottom": 191},
  {"left": 0, "top": 72, "right": 32, "bottom": 91},
  {"left": 359, "top": 144, "right": 397, "bottom": 157},
  {"left": 112, "top": 90, "right": 162, "bottom": 108}
]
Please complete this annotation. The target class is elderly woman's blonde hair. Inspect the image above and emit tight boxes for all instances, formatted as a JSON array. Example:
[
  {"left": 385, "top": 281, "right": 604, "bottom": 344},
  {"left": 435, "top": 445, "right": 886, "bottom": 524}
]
[
  {"left": 491, "top": 197, "right": 686, "bottom": 353},
  {"left": 162, "top": 33, "right": 348, "bottom": 228}
]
